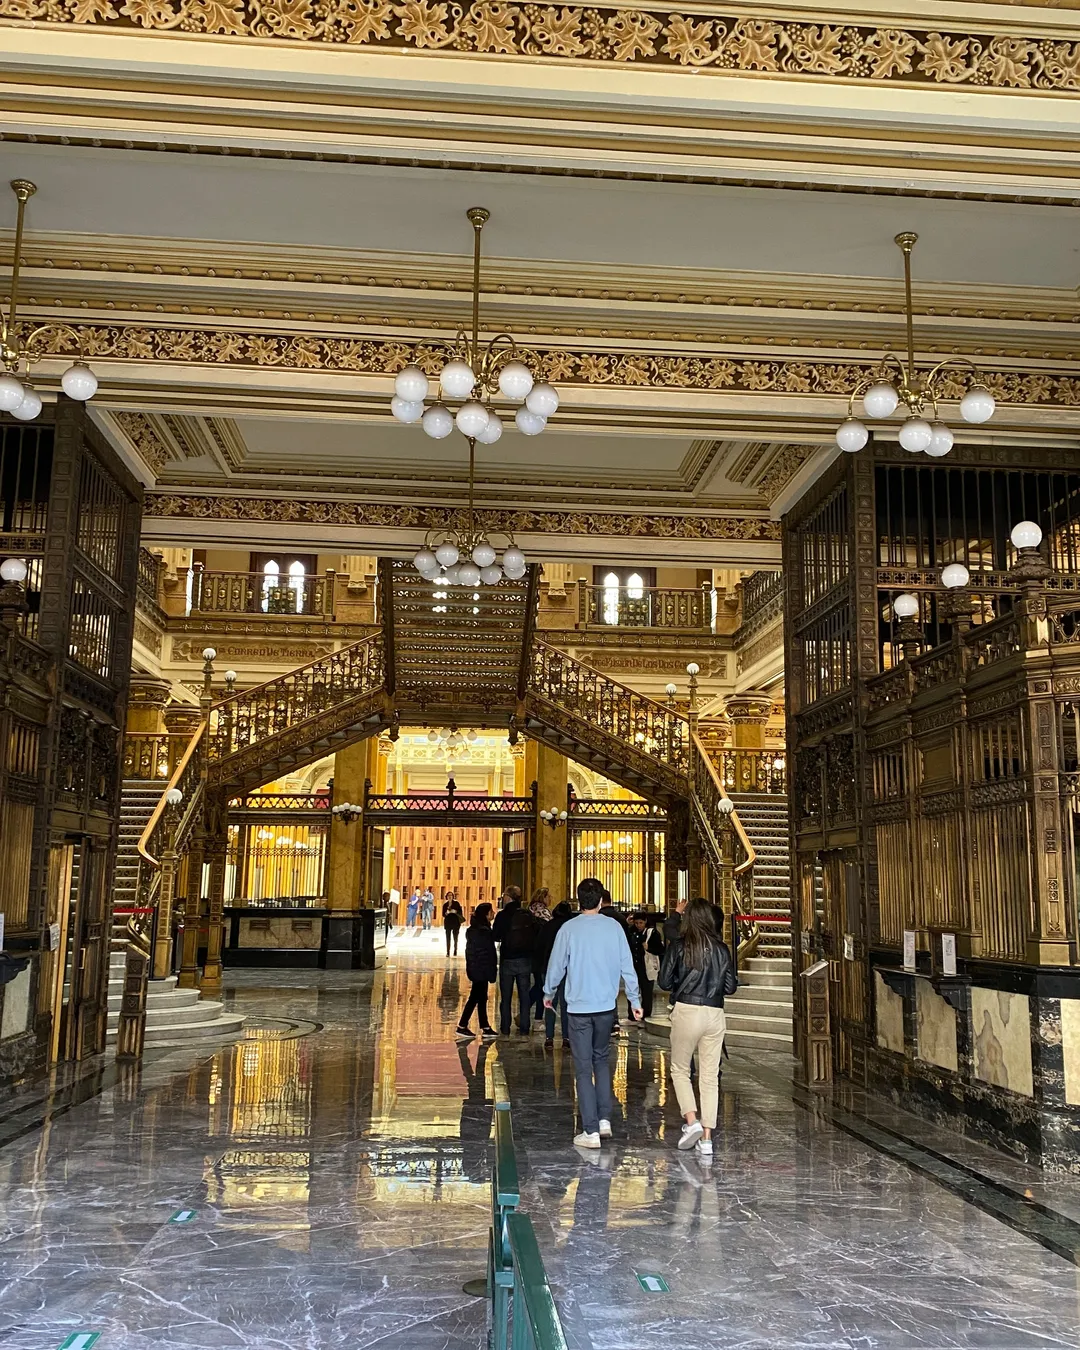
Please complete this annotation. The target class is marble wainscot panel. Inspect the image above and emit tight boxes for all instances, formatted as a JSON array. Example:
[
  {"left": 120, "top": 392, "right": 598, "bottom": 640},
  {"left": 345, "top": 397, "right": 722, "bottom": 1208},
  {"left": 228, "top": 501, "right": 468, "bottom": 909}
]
[
  {"left": 916, "top": 979, "right": 959, "bottom": 1073},
  {"left": 972, "top": 987, "right": 1034, "bottom": 1097},
  {"left": 239, "top": 916, "right": 323, "bottom": 950},
  {"left": 875, "top": 971, "right": 905, "bottom": 1053},
  {"left": 1063, "top": 998, "right": 1080, "bottom": 1107}
]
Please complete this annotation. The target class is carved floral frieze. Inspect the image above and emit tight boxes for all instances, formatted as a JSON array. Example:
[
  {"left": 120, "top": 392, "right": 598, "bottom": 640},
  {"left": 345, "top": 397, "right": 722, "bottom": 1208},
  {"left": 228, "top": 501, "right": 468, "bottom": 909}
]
[
  {"left": 5, "top": 3, "right": 1080, "bottom": 94},
  {"left": 24, "top": 322, "right": 1080, "bottom": 406},
  {"left": 146, "top": 492, "right": 780, "bottom": 540}
]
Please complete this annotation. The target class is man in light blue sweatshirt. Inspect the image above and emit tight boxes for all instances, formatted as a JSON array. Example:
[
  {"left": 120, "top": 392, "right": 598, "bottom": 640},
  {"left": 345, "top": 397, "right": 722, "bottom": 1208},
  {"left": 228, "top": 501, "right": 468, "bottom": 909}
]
[{"left": 544, "top": 876, "right": 642, "bottom": 1149}]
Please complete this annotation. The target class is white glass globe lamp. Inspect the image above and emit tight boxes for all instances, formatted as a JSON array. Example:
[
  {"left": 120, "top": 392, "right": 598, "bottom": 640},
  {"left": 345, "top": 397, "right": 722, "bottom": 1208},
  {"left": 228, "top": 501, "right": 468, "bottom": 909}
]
[
  {"left": 498, "top": 361, "right": 534, "bottom": 401},
  {"left": 422, "top": 404, "right": 454, "bottom": 440},
  {"left": 440, "top": 360, "right": 475, "bottom": 400},
  {"left": 472, "top": 541, "right": 496, "bottom": 568},
  {"left": 1010, "top": 521, "right": 1043, "bottom": 551},
  {"left": 476, "top": 413, "right": 503, "bottom": 445},
  {"left": 457, "top": 561, "right": 482, "bottom": 587},
  {"left": 0, "top": 375, "right": 25, "bottom": 412},
  {"left": 202, "top": 646, "right": 217, "bottom": 661},
  {"left": 892, "top": 593, "right": 920, "bottom": 620},
  {"left": 11, "top": 386, "right": 42, "bottom": 421},
  {"left": 925, "top": 422, "right": 954, "bottom": 458},
  {"left": 835, "top": 419, "right": 868, "bottom": 453},
  {"left": 941, "top": 563, "right": 970, "bottom": 589},
  {"left": 395, "top": 365, "right": 429, "bottom": 401},
  {"left": 391, "top": 396, "right": 424, "bottom": 424},
  {"left": 443, "top": 564, "right": 461, "bottom": 586},
  {"left": 0, "top": 558, "right": 28, "bottom": 583},
  {"left": 515, "top": 407, "right": 546, "bottom": 436},
  {"left": 960, "top": 385, "right": 995, "bottom": 424},
  {"left": 480, "top": 564, "right": 503, "bottom": 586},
  {"left": 718, "top": 797, "right": 735, "bottom": 815},
  {"left": 455, "top": 402, "right": 490, "bottom": 437},
  {"left": 525, "top": 383, "right": 559, "bottom": 417},
  {"left": 414, "top": 548, "right": 438, "bottom": 575},
  {"left": 435, "top": 542, "right": 460, "bottom": 568},
  {"left": 60, "top": 362, "right": 97, "bottom": 401},
  {"left": 898, "top": 418, "right": 933, "bottom": 453},
  {"left": 428, "top": 729, "right": 439, "bottom": 744},
  {"left": 863, "top": 382, "right": 899, "bottom": 419},
  {"left": 502, "top": 547, "right": 525, "bottom": 574}
]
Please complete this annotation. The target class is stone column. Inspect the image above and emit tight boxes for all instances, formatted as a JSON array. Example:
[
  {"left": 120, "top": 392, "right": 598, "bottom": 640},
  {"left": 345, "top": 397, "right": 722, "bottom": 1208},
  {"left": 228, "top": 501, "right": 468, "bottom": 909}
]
[
  {"left": 724, "top": 691, "right": 773, "bottom": 793},
  {"left": 328, "top": 738, "right": 378, "bottom": 909},
  {"left": 525, "top": 740, "right": 569, "bottom": 900}
]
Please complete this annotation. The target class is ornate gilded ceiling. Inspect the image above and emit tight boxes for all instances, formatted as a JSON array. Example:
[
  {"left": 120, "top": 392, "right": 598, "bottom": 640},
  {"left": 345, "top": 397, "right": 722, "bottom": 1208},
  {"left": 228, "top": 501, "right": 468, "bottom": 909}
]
[{"left": 2, "top": 2, "right": 1080, "bottom": 562}]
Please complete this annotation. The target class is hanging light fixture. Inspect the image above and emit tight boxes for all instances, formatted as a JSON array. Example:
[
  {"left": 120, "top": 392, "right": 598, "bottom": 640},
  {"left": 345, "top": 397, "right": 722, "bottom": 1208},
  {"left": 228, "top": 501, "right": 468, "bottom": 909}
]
[
  {"left": 835, "top": 233, "right": 994, "bottom": 458},
  {"left": 1, "top": 181, "right": 99, "bottom": 420},
  {"left": 393, "top": 208, "right": 551, "bottom": 587}
]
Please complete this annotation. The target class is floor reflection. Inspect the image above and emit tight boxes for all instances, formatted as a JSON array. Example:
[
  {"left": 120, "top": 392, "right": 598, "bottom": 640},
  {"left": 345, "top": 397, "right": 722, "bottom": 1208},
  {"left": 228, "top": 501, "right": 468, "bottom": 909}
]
[{"left": 2, "top": 944, "right": 1080, "bottom": 1350}]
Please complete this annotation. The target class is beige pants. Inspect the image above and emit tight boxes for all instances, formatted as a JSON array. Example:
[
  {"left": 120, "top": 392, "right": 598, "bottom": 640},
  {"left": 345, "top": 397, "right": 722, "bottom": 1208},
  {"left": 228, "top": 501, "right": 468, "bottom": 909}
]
[{"left": 669, "top": 1003, "right": 727, "bottom": 1130}]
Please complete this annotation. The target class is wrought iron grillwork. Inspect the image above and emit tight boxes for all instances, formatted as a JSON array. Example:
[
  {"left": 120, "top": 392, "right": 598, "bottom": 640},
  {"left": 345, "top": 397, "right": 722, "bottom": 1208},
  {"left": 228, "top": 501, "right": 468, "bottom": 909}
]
[
  {"left": 799, "top": 485, "right": 850, "bottom": 606},
  {"left": 740, "top": 570, "right": 784, "bottom": 624},
  {"left": 0, "top": 421, "right": 51, "bottom": 534},
  {"left": 711, "top": 749, "right": 787, "bottom": 795},
  {"left": 531, "top": 641, "right": 689, "bottom": 776},
  {"left": 123, "top": 732, "right": 191, "bottom": 781},
  {"left": 570, "top": 829, "right": 666, "bottom": 909},
  {"left": 568, "top": 797, "right": 667, "bottom": 823},
  {"left": 227, "top": 820, "right": 328, "bottom": 903},
  {"left": 209, "top": 633, "right": 385, "bottom": 760},
  {"left": 68, "top": 577, "right": 114, "bottom": 679},
  {"left": 364, "top": 793, "right": 536, "bottom": 820},
  {"left": 76, "top": 452, "right": 124, "bottom": 578},
  {"left": 228, "top": 792, "right": 331, "bottom": 813}
]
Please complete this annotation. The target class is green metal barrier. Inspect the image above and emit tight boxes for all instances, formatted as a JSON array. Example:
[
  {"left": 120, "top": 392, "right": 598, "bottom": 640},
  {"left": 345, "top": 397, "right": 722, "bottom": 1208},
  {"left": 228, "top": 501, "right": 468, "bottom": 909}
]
[{"left": 483, "top": 1060, "right": 568, "bottom": 1350}]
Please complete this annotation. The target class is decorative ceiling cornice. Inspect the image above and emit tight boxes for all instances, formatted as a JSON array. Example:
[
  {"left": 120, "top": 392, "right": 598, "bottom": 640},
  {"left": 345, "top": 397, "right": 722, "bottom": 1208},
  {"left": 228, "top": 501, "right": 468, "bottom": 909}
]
[
  {"left": 143, "top": 492, "right": 782, "bottom": 541},
  {"left": 6, "top": 4, "right": 1080, "bottom": 95},
  {"left": 32, "top": 320, "right": 1080, "bottom": 407}
]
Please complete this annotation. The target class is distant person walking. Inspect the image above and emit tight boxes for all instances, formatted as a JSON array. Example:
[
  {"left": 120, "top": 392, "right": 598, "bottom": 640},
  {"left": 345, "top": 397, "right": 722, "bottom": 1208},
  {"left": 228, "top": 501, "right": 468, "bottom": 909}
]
[
  {"left": 406, "top": 888, "right": 421, "bottom": 929},
  {"left": 528, "top": 887, "right": 553, "bottom": 1026},
  {"left": 421, "top": 885, "right": 436, "bottom": 931},
  {"left": 544, "top": 877, "right": 642, "bottom": 1150},
  {"left": 442, "top": 891, "right": 464, "bottom": 955},
  {"left": 492, "top": 886, "right": 538, "bottom": 1035},
  {"left": 657, "top": 897, "right": 737, "bottom": 1160},
  {"left": 455, "top": 903, "right": 499, "bottom": 1040}
]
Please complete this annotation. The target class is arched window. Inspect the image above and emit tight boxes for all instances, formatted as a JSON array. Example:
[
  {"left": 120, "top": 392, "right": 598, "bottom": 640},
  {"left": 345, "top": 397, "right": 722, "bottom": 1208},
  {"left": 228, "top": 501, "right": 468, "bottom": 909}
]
[
  {"left": 626, "top": 572, "right": 644, "bottom": 600},
  {"left": 287, "top": 559, "right": 306, "bottom": 614},
  {"left": 602, "top": 571, "right": 620, "bottom": 625},
  {"left": 260, "top": 559, "right": 279, "bottom": 613}
]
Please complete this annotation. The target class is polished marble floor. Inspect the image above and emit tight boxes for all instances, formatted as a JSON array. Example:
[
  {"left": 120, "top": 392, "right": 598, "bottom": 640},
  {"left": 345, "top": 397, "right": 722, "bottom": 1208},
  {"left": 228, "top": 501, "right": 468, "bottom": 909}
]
[{"left": 2, "top": 936, "right": 1080, "bottom": 1350}]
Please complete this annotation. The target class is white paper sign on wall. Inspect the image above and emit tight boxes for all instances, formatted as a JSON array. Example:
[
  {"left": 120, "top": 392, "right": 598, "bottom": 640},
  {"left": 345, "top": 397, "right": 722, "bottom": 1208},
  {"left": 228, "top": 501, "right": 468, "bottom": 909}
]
[
  {"left": 941, "top": 933, "right": 957, "bottom": 977},
  {"left": 903, "top": 930, "right": 916, "bottom": 971}
]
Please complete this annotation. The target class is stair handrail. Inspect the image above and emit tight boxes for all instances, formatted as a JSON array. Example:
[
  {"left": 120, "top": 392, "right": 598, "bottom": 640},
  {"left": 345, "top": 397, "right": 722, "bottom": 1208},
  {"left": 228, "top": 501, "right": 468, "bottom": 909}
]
[
  {"left": 136, "top": 720, "right": 207, "bottom": 871},
  {"left": 530, "top": 639, "right": 690, "bottom": 777},
  {"left": 690, "top": 732, "right": 756, "bottom": 951}
]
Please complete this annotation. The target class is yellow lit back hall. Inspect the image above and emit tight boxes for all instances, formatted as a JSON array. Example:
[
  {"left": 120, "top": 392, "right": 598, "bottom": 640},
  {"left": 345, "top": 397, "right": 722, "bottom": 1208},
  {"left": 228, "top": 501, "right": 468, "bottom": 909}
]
[{"left": 5, "top": 12, "right": 1080, "bottom": 1342}]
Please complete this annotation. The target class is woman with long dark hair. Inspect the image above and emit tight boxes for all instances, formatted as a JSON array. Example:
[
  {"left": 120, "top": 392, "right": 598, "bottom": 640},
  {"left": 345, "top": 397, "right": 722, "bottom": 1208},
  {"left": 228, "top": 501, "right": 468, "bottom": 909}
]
[
  {"left": 657, "top": 897, "right": 737, "bottom": 1158},
  {"left": 456, "top": 902, "right": 499, "bottom": 1040}
]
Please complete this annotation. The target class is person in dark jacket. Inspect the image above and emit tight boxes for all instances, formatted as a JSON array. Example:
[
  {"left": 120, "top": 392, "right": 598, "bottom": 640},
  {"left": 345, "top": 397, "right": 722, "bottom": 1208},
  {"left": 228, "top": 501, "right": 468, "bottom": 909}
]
[
  {"left": 627, "top": 913, "right": 664, "bottom": 1020},
  {"left": 535, "top": 900, "right": 573, "bottom": 1047},
  {"left": 442, "top": 891, "right": 464, "bottom": 956},
  {"left": 456, "top": 903, "right": 499, "bottom": 1039},
  {"left": 657, "top": 897, "right": 737, "bottom": 1159},
  {"left": 662, "top": 897, "right": 686, "bottom": 945},
  {"left": 492, "top": 887, "right": 539, "bottom": 1035}
]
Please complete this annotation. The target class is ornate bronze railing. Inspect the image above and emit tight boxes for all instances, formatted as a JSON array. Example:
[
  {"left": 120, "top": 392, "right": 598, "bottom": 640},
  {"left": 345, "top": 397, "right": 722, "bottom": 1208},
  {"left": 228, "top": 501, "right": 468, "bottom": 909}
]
[
  {"left": 209, "top": 633, "right": 384, "bottom": 762},
  {"left": 137, "top": 547, "right": 163, "bottom": 611},
  {"left": 136, "top": 723, "right": 207, "bottom": 880},
  {"left": 228, "top": 791, "right": 331, "bottom": 812},
  {"left": 578, "top": 584, "right": 712, "bottom": 631},
  {"left": 187, "top": 566, "right": 335, "bottom": 617},
  {"left": 568, "top": 797, "right": 667, "bottom": 823},
  {"left": 530, "top": 641, "right": 689, "bottom": 777},
  {"left": 965, "top": 612, "right": 1023, "bottom": 668},
  {"left": 740, "top": 570, "right": 784, "bottom": 624},
  {"left": 122, "top": 731, "right": 192, "bottom": 781},
  {"left": 713, "top": 748, "right": 786, "bottom": 794},
  {"left": 690, "top": 732, "right": 756, "bottom": 911},
  {"left": 363, "top": 792, "right": 537, "bottom": 821}
]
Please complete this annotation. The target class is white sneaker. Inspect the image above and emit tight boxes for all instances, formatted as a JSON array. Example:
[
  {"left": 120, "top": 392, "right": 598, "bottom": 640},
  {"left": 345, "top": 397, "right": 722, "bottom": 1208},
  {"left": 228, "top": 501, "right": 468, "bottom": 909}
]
[
  {"left": 696, "top": 1138, "right": 713, "bottom": 1158},
  {"left": 573, "top": 1131, "right": 601, "bottom": 1150},
  {"left": 678, "top": 1121, "right": 704, "bottom": 1151},
  {"left": 598, "top": 1119, "right": 612, "bottom": 1139}
]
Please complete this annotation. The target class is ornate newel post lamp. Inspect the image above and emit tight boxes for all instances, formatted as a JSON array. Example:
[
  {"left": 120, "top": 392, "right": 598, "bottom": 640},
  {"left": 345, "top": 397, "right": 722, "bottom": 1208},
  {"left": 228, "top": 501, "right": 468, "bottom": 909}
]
[
  {"left": 940, "top": 562, "right": 974, "bottom": 635},
  {"left": 891, "top": 592, "right": 923, "bottom": 662}
]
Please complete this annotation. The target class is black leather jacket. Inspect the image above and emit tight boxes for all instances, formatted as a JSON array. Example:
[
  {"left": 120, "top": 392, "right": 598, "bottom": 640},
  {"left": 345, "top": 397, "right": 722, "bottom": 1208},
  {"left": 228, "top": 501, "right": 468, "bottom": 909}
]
[{"left": 658, "top": 936, "right": 738, "bottom": 1008}]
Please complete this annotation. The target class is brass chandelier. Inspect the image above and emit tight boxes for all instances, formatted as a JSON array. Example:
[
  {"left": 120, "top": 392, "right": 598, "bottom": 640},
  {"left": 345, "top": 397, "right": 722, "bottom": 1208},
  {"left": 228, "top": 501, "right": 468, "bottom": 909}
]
[
  {"left": 835, "top": 232, "right": 995, "bottom": 457},
  {"left": 1, "top": 180, "right": 99, "bottom": 421},
  {"left": 391, "top": 207, "right": 557, "bottom": 588}
]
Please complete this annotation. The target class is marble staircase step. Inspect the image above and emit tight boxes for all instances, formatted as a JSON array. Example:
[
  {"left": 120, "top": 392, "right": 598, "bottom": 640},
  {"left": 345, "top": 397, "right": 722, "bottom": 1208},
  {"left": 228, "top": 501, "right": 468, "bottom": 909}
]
[
  {"left": 743, "top": 957, "right": 791, "bottom": 971},
  {"left": 733, "top": 984, "right": 793, "bottom": 1004},
  {"left": 737, "top": 971, "right": 791, "bottom": 988}
]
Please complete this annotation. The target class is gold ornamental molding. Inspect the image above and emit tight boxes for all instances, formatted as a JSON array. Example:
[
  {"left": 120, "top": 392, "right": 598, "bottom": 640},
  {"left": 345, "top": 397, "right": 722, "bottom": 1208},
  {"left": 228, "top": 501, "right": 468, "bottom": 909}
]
[
  {"left": 7, "top": 3, "right": 1080, "bottom": 94},
  {"left": 26, "top": 321, "right": 1080, "bottom": 406},
  {"left": 144, "top": 492, "right": 782, "bottom": 541}
]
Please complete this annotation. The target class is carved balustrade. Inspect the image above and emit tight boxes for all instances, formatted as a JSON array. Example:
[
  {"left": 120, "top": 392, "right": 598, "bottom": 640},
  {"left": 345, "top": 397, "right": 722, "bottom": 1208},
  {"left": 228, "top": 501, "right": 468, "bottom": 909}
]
[
  {"left": 689, "top": 733, "right": 756, "bottom": 914},
  {"left": 208, "top": 633, "right": 385, "bottom": 763},
  {"left": 122, "top": 731, "right": 191, "bottom": 781},
  {"left": 711, "top": 747, "right": 787, "bottom": 794},
  {"left": 187, "top": 566, "right": 335, "bottom": 618},
  {"left": 578, "top": 584, "right": 713, "bottom": 631},
  {"left": 530, "top": 640, "right": 689, "bottom": 778}
]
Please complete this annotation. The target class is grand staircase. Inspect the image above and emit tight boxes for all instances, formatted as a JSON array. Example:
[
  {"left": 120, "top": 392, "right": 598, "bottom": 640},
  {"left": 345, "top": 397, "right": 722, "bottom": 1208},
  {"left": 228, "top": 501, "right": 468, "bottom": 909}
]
[{"left": 104, "top": 950, "right": 244, "bottom": 1048}]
